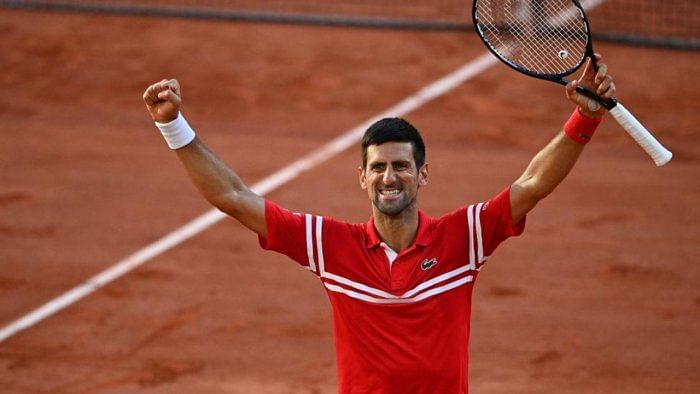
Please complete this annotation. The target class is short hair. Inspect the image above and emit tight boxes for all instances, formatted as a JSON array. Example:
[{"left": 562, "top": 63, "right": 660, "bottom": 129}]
[{"left": 361, "top": 117, "right": 426, "bottom": 170}]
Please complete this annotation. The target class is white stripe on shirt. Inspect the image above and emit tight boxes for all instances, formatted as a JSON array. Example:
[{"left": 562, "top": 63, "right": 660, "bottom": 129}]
[
  {"left": 305, "top": 214, "right": 316, "bottom": 273},
  {"left": 323, "top": 275, "right": 473, "bottom": 304},
  {"left": 316, "top": 216, "right": 325, "bottom": 275}
]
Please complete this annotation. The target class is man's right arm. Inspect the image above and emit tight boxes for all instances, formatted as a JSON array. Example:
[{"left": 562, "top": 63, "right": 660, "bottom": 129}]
[{"left": 143, "top": 79, "right": 267, "bottom": 238}]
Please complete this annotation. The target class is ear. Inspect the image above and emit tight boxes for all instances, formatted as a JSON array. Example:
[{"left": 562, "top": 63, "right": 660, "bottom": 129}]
[
  {"left": 358, "top": 166, "right": 368, "bottom": 190},
  {"left": 418, "top": 163, "right": 429, "bottom": 187}
]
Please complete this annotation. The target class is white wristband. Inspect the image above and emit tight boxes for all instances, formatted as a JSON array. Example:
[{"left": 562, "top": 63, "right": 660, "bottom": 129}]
[{"left": 155, "top": 112, "right": 196, "bottom": 150}]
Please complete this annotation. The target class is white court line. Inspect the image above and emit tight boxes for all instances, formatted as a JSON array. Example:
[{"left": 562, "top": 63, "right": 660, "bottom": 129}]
[{"left": 0, "top": 53, "right": 498, "bottom": 344}]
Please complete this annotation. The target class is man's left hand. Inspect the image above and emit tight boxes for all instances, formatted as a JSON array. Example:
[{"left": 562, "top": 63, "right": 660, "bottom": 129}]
[{"left": 565, "top": 53, "right": 616, "bottom": 119}]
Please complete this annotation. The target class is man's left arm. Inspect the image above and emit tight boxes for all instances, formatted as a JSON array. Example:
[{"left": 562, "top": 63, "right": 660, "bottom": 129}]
[{"left": 510, "top": 54, "right": 616, "bottom": 224}]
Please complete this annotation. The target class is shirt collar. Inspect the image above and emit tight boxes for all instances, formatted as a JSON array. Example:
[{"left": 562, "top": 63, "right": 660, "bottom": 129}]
[{"left": 364, "top": 211, "right": 433, "bottom": 249}]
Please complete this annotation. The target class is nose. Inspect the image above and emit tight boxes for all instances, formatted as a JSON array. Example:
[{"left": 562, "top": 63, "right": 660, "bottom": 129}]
[{"left": 382, "top": 167, "right": 396, "bottom": 185}]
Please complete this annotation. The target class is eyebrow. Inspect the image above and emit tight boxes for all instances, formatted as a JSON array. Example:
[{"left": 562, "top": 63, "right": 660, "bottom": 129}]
[{"left": 369, "top": 159, "right": 411, "bottom": 167}]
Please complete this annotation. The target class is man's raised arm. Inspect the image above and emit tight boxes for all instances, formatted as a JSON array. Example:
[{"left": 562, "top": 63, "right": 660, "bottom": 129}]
[
  {"left": 509, "top": 54, "right": 616, "bottom": 224},
  {"left": 143, "top": 79, "right": 267, "bottom": 237}
]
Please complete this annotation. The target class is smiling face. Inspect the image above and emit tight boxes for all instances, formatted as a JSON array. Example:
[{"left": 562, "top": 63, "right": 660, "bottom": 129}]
[{"left": 359, "top": 142, "right": 428, "bottom": 217}]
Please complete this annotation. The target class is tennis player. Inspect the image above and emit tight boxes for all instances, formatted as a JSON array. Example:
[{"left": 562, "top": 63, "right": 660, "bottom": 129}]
[{"left": 143, "top": 54, "right": 615, "bottom": 393}]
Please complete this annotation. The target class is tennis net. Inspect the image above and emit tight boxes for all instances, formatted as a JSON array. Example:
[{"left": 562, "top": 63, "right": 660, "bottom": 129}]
[{"left": 1, "top": 0, "right": 698, "bottom": 49}]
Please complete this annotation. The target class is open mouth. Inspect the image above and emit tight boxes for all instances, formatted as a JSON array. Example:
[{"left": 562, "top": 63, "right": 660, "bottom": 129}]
[{"left": 378, "top": 189, "right": 402, "bottom": 198}]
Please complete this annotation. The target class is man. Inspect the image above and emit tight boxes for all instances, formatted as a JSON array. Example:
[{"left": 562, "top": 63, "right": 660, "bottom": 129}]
[{"left": 143, "top": 54, "right": 615, "bottom": 393}]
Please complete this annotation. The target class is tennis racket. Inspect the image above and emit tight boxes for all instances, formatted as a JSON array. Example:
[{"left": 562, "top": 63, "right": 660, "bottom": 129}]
[{"left": 472, "top": 0, "right": 672, "bottom": 166}]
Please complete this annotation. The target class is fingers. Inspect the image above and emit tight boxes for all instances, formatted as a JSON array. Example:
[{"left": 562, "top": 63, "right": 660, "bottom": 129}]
[
  {"left": 591, "top": 57, "right": 615, "bottom": 98},
  {"left": 142, "top": 84, "right": 158, "bottom": 106},
  {"left": 594, "top": 61, "right": 607, "bottom": 84},
  {"left": 570, "top": 52, "right": 616, "bottom": 105},
  {"left": 579, "top": 53, "right": 604, "bottom": 83},
  {"left": 143, "top": 79, "right": 181, "bottom": 106},
  {"left": 565, "top": 79, "right": 577, "bottom": 97},
  {"left": 596, "top": 74, "right": 615, "bottom": 98},
  {"left": 566, "top": 79, "right": 605, "bottom": 119},
  {"left": 143, "top": 79, "right": 166, "bottom": 105},
  {"left": 579, "top": 58, "right": 594, "bottom": 82},
  {"left": 565, "top": 80, "right": 586, "bottom": 106}
]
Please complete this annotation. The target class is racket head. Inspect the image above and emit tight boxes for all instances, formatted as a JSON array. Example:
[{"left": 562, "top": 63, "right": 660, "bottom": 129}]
[{"left": 472, "top": 0, "right": 594, "bottom": 82}]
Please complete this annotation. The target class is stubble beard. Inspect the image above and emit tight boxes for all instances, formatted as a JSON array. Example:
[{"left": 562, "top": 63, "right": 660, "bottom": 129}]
[{"left": 373, "top": 190, "right": 415, "bottom": 217}]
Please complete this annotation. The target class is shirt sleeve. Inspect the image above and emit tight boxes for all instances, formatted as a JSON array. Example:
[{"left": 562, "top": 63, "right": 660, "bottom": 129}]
[
  {"left": 258, "top": 199, "right": 321, "bottom": 274},
  {"left": 469, "top": 186, "right": 525, "bottom": 269}
]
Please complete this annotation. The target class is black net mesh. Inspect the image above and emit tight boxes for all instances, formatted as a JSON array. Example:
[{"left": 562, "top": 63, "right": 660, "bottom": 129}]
[{"left": 1, "top": 0, "right": 697, "bottom": 49}]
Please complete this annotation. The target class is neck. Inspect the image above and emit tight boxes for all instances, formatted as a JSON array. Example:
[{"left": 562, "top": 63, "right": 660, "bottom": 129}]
[{"left": 372, "top": 204, "right": 419, "bottom": 253}]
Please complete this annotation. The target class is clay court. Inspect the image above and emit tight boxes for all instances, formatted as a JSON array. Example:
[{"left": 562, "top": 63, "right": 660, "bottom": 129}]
[{"left": 0, "top": 3, "right": 699, "bottom": 393}]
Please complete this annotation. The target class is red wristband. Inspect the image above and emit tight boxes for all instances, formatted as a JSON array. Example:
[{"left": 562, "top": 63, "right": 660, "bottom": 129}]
[{"left": 563, "top": 108, "right": 603, "bottom": 145}]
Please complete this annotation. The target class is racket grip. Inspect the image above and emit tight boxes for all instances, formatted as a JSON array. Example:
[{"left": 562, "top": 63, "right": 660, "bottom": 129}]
[{"left": 609, "top": 103, "right": 672, "bottom": 166}]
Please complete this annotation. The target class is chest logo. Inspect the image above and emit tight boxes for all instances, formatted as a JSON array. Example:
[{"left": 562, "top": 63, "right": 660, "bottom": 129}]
[{"left": 420, "top": 258, "right": 438, "bottom": 271}]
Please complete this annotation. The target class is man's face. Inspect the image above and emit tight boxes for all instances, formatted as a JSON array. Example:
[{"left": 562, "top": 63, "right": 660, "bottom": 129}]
[{"left": 359, "top": 142, "right": 428, "bottom": 217}]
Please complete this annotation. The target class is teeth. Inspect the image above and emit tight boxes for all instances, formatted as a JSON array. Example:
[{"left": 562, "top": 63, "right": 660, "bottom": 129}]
[{"left": 380, "top": 190, "right": 400, "bottom": 195}]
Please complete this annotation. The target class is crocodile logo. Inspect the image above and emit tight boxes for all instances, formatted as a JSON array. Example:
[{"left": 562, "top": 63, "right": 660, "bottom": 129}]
[{"left": 420, "top": 258, "right": 438, "bottom": 271}]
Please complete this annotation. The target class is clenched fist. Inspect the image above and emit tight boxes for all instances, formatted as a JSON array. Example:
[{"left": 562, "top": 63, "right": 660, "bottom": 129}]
[{"left": 143, "top": 79, "right": 182, "bottom": 123}]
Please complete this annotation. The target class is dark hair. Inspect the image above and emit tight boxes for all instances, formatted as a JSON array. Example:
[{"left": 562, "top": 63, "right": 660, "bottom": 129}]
[{"left": 361, "top": 117, "right": 426, "bottom": 169}]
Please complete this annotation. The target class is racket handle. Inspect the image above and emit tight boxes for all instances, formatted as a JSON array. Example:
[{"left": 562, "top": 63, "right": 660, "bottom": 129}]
[{"left": 609, "top": 103, "right": 672, "bottom": 166}]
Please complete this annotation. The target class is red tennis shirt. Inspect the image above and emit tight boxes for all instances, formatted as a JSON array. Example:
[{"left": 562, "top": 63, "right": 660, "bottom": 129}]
[{"left": 259, "top": 187, "right": 525, "bottom": 393}]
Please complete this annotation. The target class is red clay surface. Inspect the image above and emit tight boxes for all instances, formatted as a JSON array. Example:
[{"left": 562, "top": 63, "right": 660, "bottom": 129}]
[{"left": 1, "top": 8, "right": 699, "bottom": 393}]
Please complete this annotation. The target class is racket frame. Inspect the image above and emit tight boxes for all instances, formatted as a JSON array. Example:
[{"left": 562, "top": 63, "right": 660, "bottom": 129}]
[{"left": 472, "top": 0, "right": 616, "bottom": 110}]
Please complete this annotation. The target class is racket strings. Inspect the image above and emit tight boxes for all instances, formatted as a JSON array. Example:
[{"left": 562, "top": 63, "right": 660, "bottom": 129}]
[
  {"left": 476, "top": 0, "right": 588, "bottom": 76},
  {"left": 535, "top": 1, "right": 587, "bottom": 69},
  {"left": 502, "top": 4, "right": 566, "bottom": 74},
  {"left": 500, "top": 2, "right": 581, "bottom": 73}
]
